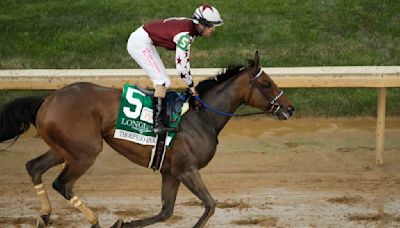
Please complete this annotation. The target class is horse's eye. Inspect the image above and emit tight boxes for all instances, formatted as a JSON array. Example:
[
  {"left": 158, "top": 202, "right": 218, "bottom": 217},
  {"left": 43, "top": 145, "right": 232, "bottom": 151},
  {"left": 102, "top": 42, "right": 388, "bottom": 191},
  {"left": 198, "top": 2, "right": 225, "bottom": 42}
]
[{"left": 262, "top": 82, "right": 272, "bottom": 89}]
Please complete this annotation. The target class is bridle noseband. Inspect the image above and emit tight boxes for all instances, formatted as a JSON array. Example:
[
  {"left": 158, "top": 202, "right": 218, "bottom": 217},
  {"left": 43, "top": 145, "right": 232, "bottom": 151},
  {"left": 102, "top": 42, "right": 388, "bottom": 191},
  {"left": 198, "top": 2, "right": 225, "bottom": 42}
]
[{"left": 249, "top": 68, "right": 285, "bottom": 114}]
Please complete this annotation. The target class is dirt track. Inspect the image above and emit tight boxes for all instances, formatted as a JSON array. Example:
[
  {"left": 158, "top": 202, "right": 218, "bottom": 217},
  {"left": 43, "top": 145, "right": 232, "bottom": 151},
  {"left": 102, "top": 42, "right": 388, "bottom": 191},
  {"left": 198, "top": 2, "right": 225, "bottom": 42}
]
[{"left": 1, "top": 117, "right": 400, "bottom": 227}]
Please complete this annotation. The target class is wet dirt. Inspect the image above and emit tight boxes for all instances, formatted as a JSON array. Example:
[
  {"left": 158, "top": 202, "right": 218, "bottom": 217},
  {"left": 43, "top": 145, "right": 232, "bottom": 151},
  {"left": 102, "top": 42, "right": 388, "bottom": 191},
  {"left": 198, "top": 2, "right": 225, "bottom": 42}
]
[{"left": 0, "top": 117, "right": 400, "bottom": 227}]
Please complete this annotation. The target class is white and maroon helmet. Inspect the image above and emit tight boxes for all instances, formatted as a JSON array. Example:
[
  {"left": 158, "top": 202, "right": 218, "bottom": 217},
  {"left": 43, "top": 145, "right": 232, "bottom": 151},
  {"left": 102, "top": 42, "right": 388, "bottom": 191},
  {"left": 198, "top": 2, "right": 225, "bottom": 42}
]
[{"left": 192, "top": 4, "right": 223, "bottom": 27}]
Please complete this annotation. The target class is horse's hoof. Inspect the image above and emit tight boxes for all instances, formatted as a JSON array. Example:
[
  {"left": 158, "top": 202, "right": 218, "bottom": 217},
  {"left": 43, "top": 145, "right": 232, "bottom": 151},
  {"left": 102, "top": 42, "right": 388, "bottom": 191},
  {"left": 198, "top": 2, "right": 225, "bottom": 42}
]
[
  {"left": 36, "top": 214, "right": 50, "bottom": 228},
  {"left": 91, "top": 222, "right": 101, "bottom": 228},
  {"left": 36, "top": 218, "right": 45, "bottom": 228},
  {"left": 110, "top": 219, "right": 123, "bottom": 228}
]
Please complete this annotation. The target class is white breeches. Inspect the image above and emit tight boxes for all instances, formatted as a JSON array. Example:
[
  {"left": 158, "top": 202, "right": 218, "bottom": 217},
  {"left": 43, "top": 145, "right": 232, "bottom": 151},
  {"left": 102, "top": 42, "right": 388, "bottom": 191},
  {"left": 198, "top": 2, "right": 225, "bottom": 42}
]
[{"left": 127, "top": 26, "right": 170, "bottom": 88}]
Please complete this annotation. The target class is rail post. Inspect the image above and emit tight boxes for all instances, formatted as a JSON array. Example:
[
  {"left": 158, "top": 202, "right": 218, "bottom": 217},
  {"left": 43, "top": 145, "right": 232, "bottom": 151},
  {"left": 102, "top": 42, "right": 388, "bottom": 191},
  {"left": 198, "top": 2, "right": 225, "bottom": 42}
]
[{"left": 375, "top": 88, "right": 386, "bottom": 165}]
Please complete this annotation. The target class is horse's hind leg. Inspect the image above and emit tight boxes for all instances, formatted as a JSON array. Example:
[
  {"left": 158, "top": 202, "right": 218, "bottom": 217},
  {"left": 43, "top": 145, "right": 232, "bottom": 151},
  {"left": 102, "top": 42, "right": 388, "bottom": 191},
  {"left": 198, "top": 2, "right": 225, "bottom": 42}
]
[
  {"left": 26, "top": 149, "right": 64, "bottom": 226},
  {"left": 113, "top": 172, "right": 180, "bottom": 228},
  {"left": 52, "top": 156, "right": 100, "bottom": 228}
]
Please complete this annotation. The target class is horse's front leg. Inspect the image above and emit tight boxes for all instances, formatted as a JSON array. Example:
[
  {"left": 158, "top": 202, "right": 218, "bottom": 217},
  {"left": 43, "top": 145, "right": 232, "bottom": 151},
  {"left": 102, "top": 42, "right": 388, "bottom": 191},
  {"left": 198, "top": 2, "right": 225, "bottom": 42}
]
[
  {"left": 178, "top": 169, "right": 216, "bottom": 228},
  {"left": 113, "top": 172, "right": 180, "bottom": 227}
]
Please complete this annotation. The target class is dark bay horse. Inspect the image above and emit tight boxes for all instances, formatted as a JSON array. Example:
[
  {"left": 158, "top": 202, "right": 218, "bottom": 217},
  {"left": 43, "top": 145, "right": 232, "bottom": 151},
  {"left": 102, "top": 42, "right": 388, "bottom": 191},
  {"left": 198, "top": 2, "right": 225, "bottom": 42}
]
[{"left": 0, "top": 52, "right": 294, "bottom": 228}]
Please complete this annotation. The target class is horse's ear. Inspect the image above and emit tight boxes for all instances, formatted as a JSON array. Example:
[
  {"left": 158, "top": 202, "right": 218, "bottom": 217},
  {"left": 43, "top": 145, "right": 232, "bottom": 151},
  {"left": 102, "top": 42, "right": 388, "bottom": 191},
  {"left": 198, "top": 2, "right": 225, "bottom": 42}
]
[
  {"left": 250, "top": 50, "right": 260, "bottom": 72},
  {"left": 253, "top": 50, "right": 260, "bottom": 69}
]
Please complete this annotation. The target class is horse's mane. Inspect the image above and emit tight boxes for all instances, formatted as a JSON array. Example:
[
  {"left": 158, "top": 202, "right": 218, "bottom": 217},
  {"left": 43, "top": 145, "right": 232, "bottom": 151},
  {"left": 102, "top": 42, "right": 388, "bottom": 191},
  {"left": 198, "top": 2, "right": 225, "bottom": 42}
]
[{"left": 195, "top": 64, "right": 245, "bottom": 95}]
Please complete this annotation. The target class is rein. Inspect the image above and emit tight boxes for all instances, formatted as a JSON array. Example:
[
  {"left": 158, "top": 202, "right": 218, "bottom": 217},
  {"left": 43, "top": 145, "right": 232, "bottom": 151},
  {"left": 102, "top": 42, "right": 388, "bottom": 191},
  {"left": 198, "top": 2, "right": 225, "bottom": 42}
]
[
  {"left": 192, "top": 67, "right": 285, "bottom": 117},
  {"left": 193, "top": 96, "right": 265, "bottom": 117}
]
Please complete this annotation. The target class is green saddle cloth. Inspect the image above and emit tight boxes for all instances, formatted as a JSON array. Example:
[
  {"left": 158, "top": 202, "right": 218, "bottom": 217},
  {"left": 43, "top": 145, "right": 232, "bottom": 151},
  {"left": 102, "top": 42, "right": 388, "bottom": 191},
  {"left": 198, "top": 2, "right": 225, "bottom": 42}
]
[{"left": 114, "top": 84, "right": 188, "bottom": 148}]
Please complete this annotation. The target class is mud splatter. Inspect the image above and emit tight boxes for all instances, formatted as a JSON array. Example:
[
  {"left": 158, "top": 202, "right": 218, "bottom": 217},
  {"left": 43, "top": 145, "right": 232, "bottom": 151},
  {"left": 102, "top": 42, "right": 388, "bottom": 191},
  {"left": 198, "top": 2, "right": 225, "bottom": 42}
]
[
  {"left": 180, "top": 199, "right": 203, "bottom": 207},
  {"left": 165, "top": 215, "right": 183, "bottom": 224},
  {"left": 327, "top": 195, "right": 363, "bottom": 205},
  {"left": 92, "top": 205, "right": 107, "bottom": 213},
  {"left": 180, "top": 199, "right": 251, "bottom": 210},
  {"left": 232, "top": 216, "right": 277, "bottom": 226},
  {"left": 0, "top": 216, "right": 36, "bottom": 226},
  {"left": 217, "top": 199, "right": 251, "bottom": 210},
  {"left": 113, "top": 208, "right": 147, "bottom": 217},
  {"left": 347, "top": 213, "right": 400, "bottom": 223}
]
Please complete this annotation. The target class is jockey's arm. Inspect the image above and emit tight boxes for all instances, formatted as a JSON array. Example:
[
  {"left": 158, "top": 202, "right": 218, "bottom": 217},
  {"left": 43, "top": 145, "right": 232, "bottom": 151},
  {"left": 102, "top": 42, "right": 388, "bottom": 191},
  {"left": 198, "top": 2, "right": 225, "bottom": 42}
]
[{"left": 174, "top": 33, "right": 196, "bottom": 94}]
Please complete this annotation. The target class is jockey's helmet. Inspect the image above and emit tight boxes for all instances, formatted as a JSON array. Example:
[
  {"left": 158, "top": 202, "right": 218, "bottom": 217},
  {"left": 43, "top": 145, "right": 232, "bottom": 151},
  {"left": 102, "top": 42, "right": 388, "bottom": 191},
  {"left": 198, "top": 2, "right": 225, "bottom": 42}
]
[{"left": 192, "top": 4, "right": 223, "bottom": 27}]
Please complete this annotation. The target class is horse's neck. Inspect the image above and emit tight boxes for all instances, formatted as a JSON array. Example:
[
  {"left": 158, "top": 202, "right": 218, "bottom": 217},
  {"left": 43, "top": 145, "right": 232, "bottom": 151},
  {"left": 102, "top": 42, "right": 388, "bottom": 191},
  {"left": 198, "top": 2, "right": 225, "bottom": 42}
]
[{"left": 201, "top": 76, "right": 245, "bottom": 134}]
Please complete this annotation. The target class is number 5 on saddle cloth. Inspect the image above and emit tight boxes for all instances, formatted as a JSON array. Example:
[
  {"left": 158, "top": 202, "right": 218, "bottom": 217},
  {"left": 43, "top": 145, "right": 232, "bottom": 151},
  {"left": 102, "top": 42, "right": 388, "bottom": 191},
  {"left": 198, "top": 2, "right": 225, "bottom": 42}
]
[{"left": 114, "top": 84, "right": 190, "bottom": 171}]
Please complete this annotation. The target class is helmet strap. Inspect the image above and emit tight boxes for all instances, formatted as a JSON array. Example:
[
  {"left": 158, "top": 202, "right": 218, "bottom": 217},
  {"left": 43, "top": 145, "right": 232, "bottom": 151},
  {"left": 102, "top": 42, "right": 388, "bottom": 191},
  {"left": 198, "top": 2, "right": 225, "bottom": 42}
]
[{"left": 195, "top": 23, "right": 205, "bottom": 36}]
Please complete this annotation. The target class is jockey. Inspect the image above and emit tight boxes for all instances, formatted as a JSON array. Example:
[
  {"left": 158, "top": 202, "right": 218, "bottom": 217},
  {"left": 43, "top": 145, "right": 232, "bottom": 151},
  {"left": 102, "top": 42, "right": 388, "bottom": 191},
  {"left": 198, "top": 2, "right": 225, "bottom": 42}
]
[{"left": 127, "top": 4, "right": 223, "bottom": 134}]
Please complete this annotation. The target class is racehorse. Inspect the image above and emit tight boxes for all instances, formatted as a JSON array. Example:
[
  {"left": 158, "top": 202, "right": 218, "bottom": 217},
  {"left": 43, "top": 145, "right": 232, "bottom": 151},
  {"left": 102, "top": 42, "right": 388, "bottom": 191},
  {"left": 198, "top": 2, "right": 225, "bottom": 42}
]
[{"left": 0, "top": 52, "right": 294, "bottom": 228}]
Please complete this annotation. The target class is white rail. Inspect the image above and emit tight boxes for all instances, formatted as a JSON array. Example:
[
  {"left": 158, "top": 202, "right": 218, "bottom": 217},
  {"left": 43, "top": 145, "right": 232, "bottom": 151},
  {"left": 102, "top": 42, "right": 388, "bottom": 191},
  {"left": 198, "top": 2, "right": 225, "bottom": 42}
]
[{"left": 1, "top": 66, "right": 400, "bottom": 164}]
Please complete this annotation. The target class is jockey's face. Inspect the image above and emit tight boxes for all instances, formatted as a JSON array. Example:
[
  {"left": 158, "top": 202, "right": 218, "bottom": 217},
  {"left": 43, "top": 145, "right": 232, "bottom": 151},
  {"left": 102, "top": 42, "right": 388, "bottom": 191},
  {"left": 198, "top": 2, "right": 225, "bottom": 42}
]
[{"left": 198, "top": 23, "right": 215, "bottom": 37}]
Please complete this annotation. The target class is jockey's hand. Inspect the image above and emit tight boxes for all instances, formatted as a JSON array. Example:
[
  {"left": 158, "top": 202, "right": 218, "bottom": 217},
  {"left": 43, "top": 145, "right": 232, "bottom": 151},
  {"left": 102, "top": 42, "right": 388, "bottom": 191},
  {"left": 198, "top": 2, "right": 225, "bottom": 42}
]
[
  {"left": 189, "top": 87, "right": 198, "bottom": 96},
  {"left": 193, "top": 98, "right": 201, "bottom": 112},
  {"left": 188, "top": 87, "right": 201, "bottom": 111}
]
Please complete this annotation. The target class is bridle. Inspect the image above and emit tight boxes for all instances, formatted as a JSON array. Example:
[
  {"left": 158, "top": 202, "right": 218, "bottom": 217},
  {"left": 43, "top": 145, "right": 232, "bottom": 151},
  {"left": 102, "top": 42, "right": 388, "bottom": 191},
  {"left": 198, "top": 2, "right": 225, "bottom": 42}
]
[
  {"left": 192, "top": 67, "right": 286, "bottom": 117},
  {"left": 249, "top": 67, "right": 285, "bottom": 115}
]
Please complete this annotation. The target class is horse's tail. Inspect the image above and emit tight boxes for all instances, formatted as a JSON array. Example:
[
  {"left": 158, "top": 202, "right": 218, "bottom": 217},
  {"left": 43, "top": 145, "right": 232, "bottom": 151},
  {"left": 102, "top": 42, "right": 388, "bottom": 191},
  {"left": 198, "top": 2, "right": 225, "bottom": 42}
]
[{"left": 0, "top": 96, "right": 44, "bottom": 142}]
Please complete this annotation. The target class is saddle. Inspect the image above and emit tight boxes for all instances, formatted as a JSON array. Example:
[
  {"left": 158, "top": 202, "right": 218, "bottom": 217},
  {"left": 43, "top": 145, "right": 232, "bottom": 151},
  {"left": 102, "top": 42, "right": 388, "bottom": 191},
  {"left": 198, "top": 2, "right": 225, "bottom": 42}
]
[
  {"left": 130, "top": 86, "right": 190, "bottom": 171},
  {"left": 135, "top": 86, "right": 190, "bottom": 123}
]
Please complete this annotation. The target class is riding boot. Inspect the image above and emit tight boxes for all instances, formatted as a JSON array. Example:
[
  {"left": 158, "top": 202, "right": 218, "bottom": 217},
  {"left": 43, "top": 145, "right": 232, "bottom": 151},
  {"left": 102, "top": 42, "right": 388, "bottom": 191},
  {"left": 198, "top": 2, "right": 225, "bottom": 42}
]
[{"left": 153, "top": 97, "right": 177, "bottom": 134}]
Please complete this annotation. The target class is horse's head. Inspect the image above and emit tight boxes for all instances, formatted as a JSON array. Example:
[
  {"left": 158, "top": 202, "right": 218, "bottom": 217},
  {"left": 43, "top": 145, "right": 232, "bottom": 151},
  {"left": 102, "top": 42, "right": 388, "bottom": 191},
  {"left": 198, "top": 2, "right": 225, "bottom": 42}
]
[{"left": 243, "top": 51, "right": 294, "bottom": 120}]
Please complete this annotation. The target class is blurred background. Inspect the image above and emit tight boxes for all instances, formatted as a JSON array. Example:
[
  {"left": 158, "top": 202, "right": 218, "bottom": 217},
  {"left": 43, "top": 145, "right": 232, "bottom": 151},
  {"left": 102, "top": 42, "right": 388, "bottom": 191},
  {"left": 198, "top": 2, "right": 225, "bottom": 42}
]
[{"left": 0, "top": 0, "right": 399, "bottom": 116}]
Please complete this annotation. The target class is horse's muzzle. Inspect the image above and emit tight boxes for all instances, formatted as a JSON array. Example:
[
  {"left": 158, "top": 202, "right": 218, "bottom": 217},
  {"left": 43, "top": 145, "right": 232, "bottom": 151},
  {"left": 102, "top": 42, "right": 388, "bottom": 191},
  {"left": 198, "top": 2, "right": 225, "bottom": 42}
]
[{"left": 274, "top": 105, "right": 295, "bottom": 120}]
